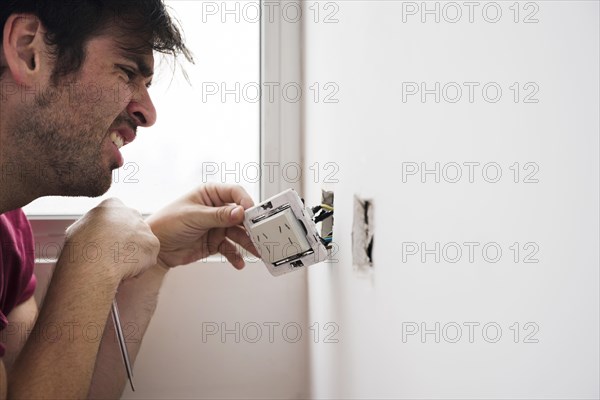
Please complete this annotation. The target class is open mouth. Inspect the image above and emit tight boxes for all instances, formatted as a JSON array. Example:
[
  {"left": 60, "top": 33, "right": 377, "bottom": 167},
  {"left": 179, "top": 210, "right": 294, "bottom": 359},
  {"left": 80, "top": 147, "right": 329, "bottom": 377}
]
[{"left": 110, "top": 131, "right": 125, "bottom": 149}]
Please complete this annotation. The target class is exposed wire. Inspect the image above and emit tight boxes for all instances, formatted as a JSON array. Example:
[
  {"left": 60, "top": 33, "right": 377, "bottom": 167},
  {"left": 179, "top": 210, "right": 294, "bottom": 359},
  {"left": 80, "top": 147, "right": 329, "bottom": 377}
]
[
  {"left": 319, "top": 236, "right": 333, "bottom": 246},
  {"left": 314, "top": 210, "right": 334, "bottom": 224},
  {"left": 312, "top": 203, "right": 334, "bottom": 248},
  {"left": 320, "top": 204, "right": 334, "bottom": 212}
]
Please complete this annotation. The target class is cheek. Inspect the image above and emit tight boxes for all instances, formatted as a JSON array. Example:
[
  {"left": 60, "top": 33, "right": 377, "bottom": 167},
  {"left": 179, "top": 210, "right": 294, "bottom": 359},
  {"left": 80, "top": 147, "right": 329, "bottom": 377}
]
[
  {"left": 89, "top": 82, "right": 133, "bottom": 126},
  {"left": 72, "top": 75, "right": 131, "bottom": 112},
  {"left": 110, "top": 80, "right": 137, "bottom": 109}
]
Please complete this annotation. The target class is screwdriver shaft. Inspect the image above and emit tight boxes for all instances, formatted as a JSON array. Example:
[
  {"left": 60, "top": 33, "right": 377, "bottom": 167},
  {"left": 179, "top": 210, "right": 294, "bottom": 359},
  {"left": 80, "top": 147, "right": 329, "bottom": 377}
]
[{"left": 111, "top": 299, "right": 135, "bottom": 392}]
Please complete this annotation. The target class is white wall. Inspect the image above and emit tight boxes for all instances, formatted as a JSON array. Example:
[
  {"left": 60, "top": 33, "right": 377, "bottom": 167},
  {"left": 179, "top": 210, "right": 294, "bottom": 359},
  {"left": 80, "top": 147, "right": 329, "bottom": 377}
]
[{"left": 303, "top": 1, "right": 599, "bottom": 398}]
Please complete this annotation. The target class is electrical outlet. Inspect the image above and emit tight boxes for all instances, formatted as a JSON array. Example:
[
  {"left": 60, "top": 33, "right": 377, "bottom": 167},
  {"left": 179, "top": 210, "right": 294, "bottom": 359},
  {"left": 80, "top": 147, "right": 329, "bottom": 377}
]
[
  {"left": 244, "top": 189, "right": 329, "bottom": 277},
  {"left": 250, "top": 208, "right": 311, "bottom": 264}
]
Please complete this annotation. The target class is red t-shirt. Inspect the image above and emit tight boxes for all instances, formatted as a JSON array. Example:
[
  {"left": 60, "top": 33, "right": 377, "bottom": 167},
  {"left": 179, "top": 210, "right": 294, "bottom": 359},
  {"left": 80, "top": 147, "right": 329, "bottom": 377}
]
[{"left": 0, "top": 209, "right": 37, "bottom": 357}]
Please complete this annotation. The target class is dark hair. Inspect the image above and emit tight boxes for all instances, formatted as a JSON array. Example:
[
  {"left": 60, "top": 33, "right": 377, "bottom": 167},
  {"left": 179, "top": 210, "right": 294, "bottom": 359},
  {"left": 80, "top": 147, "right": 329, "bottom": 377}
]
[{"left": 1, "top": 0, "right": 193, "bottom": 82}]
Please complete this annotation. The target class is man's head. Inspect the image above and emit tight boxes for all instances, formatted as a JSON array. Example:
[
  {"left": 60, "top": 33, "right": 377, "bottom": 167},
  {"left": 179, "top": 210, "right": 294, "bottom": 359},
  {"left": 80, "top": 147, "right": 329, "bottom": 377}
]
[{"left": 0, "top": 0, "right": 192, "bottom": 203}]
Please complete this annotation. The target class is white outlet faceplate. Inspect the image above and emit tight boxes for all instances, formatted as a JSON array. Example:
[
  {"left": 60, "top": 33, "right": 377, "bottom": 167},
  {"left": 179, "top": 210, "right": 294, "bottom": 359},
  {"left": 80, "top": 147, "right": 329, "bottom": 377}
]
[{"left": 244, "top": 189, "right": 329, "bottom": 277}]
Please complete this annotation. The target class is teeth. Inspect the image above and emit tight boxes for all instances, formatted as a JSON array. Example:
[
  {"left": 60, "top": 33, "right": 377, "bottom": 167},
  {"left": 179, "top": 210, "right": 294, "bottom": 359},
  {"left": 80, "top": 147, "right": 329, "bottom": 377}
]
[{"left": 110, "top": 131, "right": 124, "bottom": 149}]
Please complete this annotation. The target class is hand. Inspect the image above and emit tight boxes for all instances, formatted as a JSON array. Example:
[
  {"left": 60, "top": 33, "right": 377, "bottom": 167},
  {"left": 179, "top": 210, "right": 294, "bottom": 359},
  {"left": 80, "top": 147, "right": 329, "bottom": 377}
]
[
  {"left": 145, "top": 184, "right": 260, "bottom": 269},
  {"left": 65, "top": 198, "right": 160, "bottom": 281}
]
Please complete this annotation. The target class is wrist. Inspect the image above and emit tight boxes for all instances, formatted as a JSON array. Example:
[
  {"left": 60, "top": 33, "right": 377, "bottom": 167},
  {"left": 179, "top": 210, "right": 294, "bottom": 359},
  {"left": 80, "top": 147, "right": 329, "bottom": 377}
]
[
  {"left": 59, "top": 237, "right": 125, "bottom": 286},
  {"left": 155, "top": 256, "right": 172, "bottom": 272}
]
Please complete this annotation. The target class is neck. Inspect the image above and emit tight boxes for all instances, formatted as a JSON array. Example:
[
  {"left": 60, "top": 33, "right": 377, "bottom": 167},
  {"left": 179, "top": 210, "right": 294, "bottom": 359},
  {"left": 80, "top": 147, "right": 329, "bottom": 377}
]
[
  {"left": 0, "top": 164, "right": 35, "bottom": 215},
  {"left": 0, "top": 145, "right": 41, "bottom": 215},
  {"left": 0, "top": 81, "right": 49, "bottom": 214}
]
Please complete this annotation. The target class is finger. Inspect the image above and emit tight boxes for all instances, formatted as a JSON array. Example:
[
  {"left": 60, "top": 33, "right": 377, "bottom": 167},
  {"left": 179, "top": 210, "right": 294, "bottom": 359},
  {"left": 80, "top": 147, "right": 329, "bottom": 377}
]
[
  {"left": 203, "top": 184, "right": 255, "bottom": 210},
  {"left": 197, "top": 204, "right": 245, "bottom": 229},
  {"left": 226, "top": 225, "right": 260, "bottom": 258},
  {"left": 206, "top": 228, "right": 227, "bottom": 255},
  {"left": 218, "top": 239, "right": 245, "bottom": 269}
]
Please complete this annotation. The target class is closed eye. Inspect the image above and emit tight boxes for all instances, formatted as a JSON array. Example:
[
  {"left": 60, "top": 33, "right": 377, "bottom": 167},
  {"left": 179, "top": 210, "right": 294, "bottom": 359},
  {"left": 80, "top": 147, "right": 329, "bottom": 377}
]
[
  {"left": 118, "top": 65, "right": 137, "bottom": 81},
  {"left": 118, "top": 65, "right": 152, "bottom": 88}
]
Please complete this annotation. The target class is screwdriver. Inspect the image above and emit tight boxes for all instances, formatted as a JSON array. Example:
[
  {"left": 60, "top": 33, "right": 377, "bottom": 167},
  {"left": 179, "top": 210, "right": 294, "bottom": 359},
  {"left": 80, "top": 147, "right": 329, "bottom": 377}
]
[{"left": 111, "top": 299, "right": 135, "bottom": 391}]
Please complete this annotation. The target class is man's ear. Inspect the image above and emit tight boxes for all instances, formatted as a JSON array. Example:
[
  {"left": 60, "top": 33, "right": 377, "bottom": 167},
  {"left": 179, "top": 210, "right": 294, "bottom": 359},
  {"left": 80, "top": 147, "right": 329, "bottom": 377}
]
[{"left": 2, "top": 13, "right": 48, "bottom": 85}]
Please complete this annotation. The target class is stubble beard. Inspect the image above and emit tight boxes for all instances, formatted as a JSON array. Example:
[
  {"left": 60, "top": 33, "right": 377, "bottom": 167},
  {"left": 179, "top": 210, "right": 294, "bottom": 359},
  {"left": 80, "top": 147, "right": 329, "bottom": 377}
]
[{"left": 8, "top": 84, "right": 117, "bottom": 199}]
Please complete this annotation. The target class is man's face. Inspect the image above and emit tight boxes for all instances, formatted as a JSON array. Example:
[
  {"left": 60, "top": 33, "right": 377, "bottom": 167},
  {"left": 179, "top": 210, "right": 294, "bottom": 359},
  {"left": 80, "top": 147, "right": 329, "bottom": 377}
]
[{"left": 7, "top": 32, "right": 156, "bottom": 197}]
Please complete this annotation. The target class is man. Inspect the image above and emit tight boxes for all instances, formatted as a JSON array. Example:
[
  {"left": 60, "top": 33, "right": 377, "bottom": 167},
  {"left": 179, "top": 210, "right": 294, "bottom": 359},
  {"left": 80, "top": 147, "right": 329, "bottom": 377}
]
[{"left": 0, "top": 1, "right": 258, "bottom": 398}]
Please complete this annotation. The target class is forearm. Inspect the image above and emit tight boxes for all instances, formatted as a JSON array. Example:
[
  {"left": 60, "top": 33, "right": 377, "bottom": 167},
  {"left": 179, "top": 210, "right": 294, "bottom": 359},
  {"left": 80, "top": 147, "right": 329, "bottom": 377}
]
[
  {"left": 8, "top": 248, "right": 121, "bottom": 399},
  {"left": 88, "top": 264, "right": 168, "bottom": 399}
]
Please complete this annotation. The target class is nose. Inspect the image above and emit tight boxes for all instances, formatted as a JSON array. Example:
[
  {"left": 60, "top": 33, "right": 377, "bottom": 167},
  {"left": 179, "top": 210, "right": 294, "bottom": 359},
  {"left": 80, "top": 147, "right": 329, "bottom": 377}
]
[{"left": 126, "top": 87, "right": 157, "bottom": 128}]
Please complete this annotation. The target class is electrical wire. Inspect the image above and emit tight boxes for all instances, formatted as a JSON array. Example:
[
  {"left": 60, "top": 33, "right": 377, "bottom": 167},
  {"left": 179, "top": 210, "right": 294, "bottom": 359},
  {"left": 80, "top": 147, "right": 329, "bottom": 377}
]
[
  {"left": 314, "top": 210, "right": 334, "bottom": 224},
  {"left": 320, "top": 204, "right": 334, "bottom": 212},
  {"left": 311, "top": 203, "right": 334, "bottom": 247}
]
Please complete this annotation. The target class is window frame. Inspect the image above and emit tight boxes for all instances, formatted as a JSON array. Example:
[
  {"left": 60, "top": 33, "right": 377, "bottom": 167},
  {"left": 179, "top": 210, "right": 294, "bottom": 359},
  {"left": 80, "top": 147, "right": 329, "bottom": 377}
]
[{"left": 260, "top": 0, "right": 303, "bottom": 200}]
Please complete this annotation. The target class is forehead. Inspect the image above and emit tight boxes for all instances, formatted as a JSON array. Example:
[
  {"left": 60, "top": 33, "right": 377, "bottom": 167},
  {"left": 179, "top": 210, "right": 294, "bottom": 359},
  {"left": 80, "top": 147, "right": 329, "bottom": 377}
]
[{"left": 88, "top": 31, "right": 155, "bottom": 70}]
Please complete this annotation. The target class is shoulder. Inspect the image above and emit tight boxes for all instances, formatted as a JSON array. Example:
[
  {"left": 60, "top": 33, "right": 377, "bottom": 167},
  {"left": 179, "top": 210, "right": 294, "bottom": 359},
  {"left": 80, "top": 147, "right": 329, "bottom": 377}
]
[
  {"left": 1, "top": 208, "right": 36, "bottom": 333},
  {"left": 0, "top": 209, "right": 33, "bottom": 258},
  {"left": 0, "top": 209, "right": 32, "bottom": 236}
]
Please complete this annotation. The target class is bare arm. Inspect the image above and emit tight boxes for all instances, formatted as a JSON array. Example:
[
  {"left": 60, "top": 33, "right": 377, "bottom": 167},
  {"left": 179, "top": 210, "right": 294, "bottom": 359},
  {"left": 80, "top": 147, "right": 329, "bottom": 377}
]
[
  {"left": 89, "top": 184, "right": 259, "bottom": 398},
  {"left": 0, "top": 297, "right": 38, "bottom": 373},
  {"left": 4, "top": 198, "right": 159, "bottom": 399},
  {"left": 7, "top": 243, "right": 123, "bottom": 399},
  {"left": 0, "top": 297, "right": 37, "bottom": 400},
  {"left": 3, "top": 185, "right": 256, "bottom": 399}
]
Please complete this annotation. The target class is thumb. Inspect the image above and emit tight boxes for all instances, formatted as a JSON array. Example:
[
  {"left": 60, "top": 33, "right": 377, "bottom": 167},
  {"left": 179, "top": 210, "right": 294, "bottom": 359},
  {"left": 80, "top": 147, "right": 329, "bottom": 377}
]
[{"left": 205, "top": 204, "right": 245, "bottom": 227}]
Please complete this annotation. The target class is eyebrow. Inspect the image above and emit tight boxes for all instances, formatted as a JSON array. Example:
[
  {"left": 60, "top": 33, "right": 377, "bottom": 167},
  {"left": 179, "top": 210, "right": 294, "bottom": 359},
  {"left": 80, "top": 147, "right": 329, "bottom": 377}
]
[{"left": 120, "top": 52, "right": 154, "bottom": 79}]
